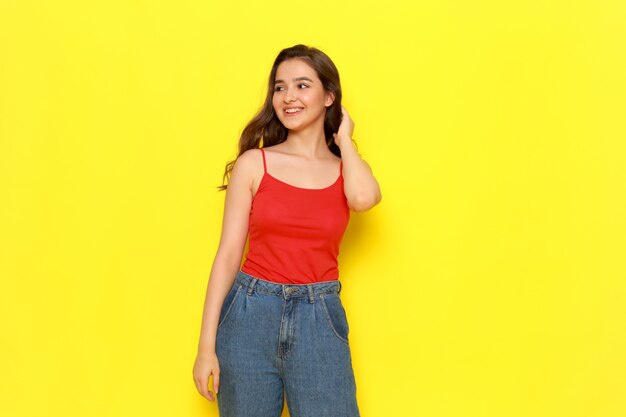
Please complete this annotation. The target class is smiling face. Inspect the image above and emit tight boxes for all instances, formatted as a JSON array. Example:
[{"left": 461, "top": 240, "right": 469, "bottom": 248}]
[{"left": 272, "top": 58, "right": 335, "bottom": 132}]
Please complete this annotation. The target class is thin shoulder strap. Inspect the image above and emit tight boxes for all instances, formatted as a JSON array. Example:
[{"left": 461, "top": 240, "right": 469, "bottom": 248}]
[
  {"left": 339, "top": 159, "right": 343, "bottom": 174},
  {"left": 260, "top": 148, "right": 267, "bottom": 173}
]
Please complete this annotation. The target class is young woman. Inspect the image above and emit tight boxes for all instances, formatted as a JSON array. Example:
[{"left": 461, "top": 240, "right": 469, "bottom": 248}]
[{"left": 193, "top": 44, "right": 382, "bottom": 417}]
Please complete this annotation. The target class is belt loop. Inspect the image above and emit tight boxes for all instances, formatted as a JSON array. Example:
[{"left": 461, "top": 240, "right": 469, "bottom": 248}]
[
  {"left": 337, "top": 280, "right": 342, "bottom": 294},
  {"left": 307, "top": 284, "right": 315, "bottom": 303},
  {"left": 247, "top": 278, "right": 258, "bottom": 296}
]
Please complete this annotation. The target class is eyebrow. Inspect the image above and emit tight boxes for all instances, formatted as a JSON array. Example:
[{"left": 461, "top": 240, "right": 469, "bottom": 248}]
[{"left": 274, "top": 76, "right": 314, "bottom": 84}]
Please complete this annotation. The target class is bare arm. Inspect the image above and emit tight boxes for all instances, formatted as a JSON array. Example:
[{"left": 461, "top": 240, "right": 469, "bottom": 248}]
[
  {"left": 197, "top": 149, "right": 254, "bottom": 354},
  {"left": 334, "top": 106, "right": 382, "bottom": 212},
  {"left": 339, "top": 140, "right": 382, "bottom": 212},
  {"left": 193, "top": 149, "right": 255, "bottom": 401}
]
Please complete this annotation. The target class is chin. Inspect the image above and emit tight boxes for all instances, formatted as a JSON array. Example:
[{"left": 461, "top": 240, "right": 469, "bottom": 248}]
[{"left": 282, "top": 119, "right": 304, "bottom": 128}]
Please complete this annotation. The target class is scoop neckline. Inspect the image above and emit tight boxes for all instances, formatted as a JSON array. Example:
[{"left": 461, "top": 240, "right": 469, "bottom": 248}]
[{"left": 263, "top": 171, "right": 342, "bottom": 191}]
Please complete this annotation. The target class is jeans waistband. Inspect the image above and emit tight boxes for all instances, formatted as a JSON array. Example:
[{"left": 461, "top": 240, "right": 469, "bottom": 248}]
[{"left": 235, "top": 269, "right": 342, "bottom": 303}]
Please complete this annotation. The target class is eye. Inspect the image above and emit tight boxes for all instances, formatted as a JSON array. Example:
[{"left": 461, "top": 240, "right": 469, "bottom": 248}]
[{"left": 274, "top": 83, "right": 309, "bottom": 92}]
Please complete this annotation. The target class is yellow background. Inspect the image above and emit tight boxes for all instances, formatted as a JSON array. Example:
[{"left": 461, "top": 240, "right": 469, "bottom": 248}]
[{"left": 1, "top": 1, "right": 625, "bottom": 416}]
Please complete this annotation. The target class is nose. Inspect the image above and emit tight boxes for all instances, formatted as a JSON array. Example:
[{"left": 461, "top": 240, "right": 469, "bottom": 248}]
[{"left": 283, "top": 88, "right": 297, "bottom": 103}]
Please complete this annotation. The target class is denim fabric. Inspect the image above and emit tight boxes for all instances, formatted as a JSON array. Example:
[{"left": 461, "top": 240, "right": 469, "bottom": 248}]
[{"left": 215, "top": 269, "right": 360, "bottom": 417}]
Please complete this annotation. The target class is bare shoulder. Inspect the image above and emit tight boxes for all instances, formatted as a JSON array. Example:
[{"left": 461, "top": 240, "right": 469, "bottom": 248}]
[
  {"left": 230, "top": 148, "right": 263, "bottom": 191},
  {"left": 240, "top": 148, "right": 267, "bottom": 169},
  {"left": 235, "top": 148, "right": 261, "bottom": 168}
]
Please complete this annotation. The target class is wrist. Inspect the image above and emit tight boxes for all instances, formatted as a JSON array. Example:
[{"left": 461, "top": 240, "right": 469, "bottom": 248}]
[
  {"left": 336, "top": 135, "right": 354, "bottom": 150},
  {"left": 197, "top": 344, "right": 216, "bottom": 357}
]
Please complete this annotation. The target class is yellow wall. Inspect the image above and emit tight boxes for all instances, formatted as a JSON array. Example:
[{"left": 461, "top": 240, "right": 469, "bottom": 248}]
[{"left": 1, "top": 1, "right": 625, "bottom": 416}]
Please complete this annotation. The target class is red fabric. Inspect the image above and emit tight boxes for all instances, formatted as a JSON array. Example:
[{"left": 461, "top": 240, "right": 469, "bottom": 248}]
[{"left": 241, "top": 147, "right": 350, "bottom": 284}]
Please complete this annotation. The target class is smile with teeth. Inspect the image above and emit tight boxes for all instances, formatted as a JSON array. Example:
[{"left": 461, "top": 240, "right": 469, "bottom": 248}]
[{"left": 285, "top": 108, "right": 303, "bottom": 114}]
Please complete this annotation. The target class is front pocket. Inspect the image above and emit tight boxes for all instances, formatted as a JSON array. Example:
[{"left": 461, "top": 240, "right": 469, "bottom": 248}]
[
  {"left": 218, "top": 284, "right": 243, "bottom": 329},
  {"left": 320, "top": 293, "right": 350, "bottom": 345}
]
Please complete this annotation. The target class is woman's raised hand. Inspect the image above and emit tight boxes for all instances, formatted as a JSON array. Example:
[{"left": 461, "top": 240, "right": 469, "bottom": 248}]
[{"left": 333, "top": 105, "right": 355, "bottom": 147}]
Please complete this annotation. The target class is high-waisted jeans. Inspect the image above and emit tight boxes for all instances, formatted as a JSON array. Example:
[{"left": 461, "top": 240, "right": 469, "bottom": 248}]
[{"left": 215, "top": 269, "right": 361, "bottom": 417}]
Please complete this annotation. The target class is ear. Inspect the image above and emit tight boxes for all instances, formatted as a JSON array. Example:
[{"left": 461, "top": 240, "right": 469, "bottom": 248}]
[{"left": 325, "top": 91, "right": 335, "bottom": 107}]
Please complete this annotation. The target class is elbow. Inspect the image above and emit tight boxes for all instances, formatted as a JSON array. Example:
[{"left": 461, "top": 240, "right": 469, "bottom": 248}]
[{"left": 349, "top": 191, "right": 382, "bottom": 212}]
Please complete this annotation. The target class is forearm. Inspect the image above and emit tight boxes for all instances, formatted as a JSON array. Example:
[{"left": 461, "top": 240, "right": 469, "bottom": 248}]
[
  {"left": 196, "top": 254, "right": 241, "bottom": 356},
  {"left": 337, "top": 137, "right": 382, "bottom": 211}
]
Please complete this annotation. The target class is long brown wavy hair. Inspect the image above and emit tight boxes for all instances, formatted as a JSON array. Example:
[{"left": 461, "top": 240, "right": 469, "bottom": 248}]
[{"left": 217, "top": 44, "right": 357, "bottom": 191}]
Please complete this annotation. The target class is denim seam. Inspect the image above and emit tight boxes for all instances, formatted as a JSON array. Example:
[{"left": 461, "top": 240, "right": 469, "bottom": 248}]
[
  {"left": 246, "top": 278, "right": 258, "bottom": 296},
  {"left": 218, "top": 285, "right": 242, "bottom": 329},
  {"left": 246, "top": 287, "right": 337, "bottom": 298},
  {"left": 320, "top": 294, "right": 350, "bottom": 345}
]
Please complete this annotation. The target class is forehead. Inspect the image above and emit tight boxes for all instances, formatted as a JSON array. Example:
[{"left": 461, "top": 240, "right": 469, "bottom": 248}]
[{"left": 275, "top": 59, "right": 318, "bottom": 82}]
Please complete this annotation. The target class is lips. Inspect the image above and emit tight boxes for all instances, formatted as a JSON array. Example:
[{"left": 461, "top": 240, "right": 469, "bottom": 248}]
[
  {"left": 284, "top": 107, "right": 303, "bottom": 114},
  {"left": 284, "top": 107, "right": 304, "bottom": 117}
]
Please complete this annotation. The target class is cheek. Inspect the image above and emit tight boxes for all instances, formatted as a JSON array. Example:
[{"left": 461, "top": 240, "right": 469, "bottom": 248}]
[
  {"left": 272, "top": 97, "right": 281, "bottom": 114},
  {"left": 307, "top": 92, "right": 325, "bottom": 107}
]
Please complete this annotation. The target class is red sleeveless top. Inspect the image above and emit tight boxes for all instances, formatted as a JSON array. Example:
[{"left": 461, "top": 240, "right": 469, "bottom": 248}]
[{"left": 241, "top": 148, "right": 350, "bottom": 284}]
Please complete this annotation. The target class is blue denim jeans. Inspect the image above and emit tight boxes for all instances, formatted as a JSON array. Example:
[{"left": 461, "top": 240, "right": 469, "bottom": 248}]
[{"left": 215, "top": 269, "right": 360, "bottom": 417}]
